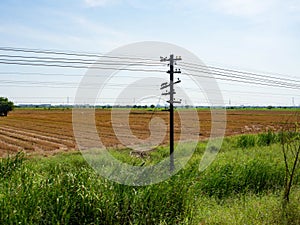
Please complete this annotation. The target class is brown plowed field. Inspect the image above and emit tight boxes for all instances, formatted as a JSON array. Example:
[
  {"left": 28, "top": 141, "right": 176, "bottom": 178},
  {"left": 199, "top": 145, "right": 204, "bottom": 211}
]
[{"left": 0, "top": 109, "right": 298, "bottom": 157}]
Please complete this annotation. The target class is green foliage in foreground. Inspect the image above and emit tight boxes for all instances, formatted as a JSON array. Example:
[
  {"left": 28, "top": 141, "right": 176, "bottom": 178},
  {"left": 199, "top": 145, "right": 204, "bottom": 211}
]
[
  {"left": 236, "top": 130, "right": 279, "bottom": 149},
  {"left": 1, "top": 136, "right": 300, "bottom": 224}
]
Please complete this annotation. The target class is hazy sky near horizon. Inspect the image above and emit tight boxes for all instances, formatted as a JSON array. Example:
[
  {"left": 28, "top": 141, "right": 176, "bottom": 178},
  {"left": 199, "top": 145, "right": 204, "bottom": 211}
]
[{"left": 0, "top": 0, "right": 300, "bottom": 106}]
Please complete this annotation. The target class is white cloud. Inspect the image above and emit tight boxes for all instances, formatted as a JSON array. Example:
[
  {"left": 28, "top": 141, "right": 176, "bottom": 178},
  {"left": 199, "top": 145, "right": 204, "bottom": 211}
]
[
  {"left": 209, "top": 0, "right": 300, "bottom": 19},
  {"left": 0, "top": 16, "right": 134, "bottom": 52},
  {"left": 75, "top": 16, "right": 124, "bottom": 37},
  {"left": 84, "top": 0, "right": 121, "bottom": 7},
  {"left": 211, "top": 0, "right": 277, "bottom": 17}
]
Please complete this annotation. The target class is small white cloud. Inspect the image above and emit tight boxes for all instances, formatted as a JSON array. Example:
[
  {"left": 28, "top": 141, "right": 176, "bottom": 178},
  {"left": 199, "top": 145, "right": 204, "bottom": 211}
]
[
  {"left": 75, "top": 16, "right": 125, "bottom": 37},
  {"left": 211, "top": 0, "right": 278, "bottom": 17},
  {"left": 84, "top": 0, "right": 120, "bottom": 7}
]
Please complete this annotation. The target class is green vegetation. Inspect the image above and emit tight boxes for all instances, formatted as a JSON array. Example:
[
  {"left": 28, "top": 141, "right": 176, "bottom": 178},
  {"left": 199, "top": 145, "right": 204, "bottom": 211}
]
[
  {"left": 0, "top": 97, "right": 14, "bottom": 116},
  {"left": 237, "top": 131, "right": 278, "bottom": 148},
  {"left": 0, "top": 151, "right": 24, "bottom": 178},
  {"left": 1, "top": 135, "right": 300, "bottom": 224},
  {"left": 279, "top": 122, "right": 300, "bottom": 204}
]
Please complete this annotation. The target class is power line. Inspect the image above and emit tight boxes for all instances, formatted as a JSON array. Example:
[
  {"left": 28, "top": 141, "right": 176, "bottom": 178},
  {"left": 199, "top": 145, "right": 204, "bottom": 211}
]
[
  {"left": 0, "top": 79, "right": 159, "bottom": 87},
  {"left": 180, "top": 71, "right": 300, "bottom": 90},
  {"left": 1, "top": 59, "right": 299, "bottom": 90},
  {"left": 2, "top": 72, "right": 300, "bottom": 96},
  {"left": 1, "top": 45, "right": 299, "bottom": 84},
  {"left": 1, "top": 46, "right": 300, "bottom": 99},
  {"left": 180, "top": 66, "right": 300, "bottom": 88},
  {"left": 0, "top": 46, "right": 160, "bottom": 62},
  {"left": 179, "top": 64, "right": 300, "bottom": 88},
  {"left": 0, "top": 84, "right": 158, "bottom": 90},
  {"left": 7, "top": 87, "right": 300, "bottom": 99},
  {"left": 179, "top": 61, "right": 300, "bottom": 84},
  {"left": 1, "top": 60, "right": 299, "bottom": 90},
  {"left": 0, "top": 54, "right": 165, "bottom": 66},
  {"left": 0, "top": 71, "right": 161, "bottom": 80},
  {"left": 0, "top": 60, "right": 165, "bottom": 72}
]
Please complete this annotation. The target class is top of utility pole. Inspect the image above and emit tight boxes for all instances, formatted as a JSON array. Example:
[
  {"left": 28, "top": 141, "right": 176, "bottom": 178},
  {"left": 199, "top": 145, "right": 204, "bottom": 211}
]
[{"left": 160, "top": 55, "right": 182, "bottom": 63}]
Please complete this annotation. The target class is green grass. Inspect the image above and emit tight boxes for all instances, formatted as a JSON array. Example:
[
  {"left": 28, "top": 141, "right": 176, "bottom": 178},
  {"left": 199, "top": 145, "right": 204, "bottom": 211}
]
[
  {"left": 236, "top": 131, "right": 279, "bottom": 148},
  {"left": 236, "top": 134, "right": 257, "bottom": 148},
  {"left": 1, "top": 135, "right": 300, "bottom": 224},
  {"left": 226, "top": 107, "right": 300, "bottom": 111},
  {"left": 0, "top": 151, "right": 24, "bottom": 178}
]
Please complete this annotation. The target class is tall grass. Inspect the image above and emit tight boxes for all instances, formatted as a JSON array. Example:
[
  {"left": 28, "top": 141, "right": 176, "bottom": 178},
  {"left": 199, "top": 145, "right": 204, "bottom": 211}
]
[
  {"left": 198, "top": 159, "right": 285, "bottom": 199},
  {"left": 257, "top": 130, "right": 278, "bottom": 146},
  {"left": 0, "top": 153, "right": 194, "bottom": 224},
  {"left": 236, "top": 135, "right": 256, "bottom": 148},
  {"left": 0, "top": 151, "right": 24, "bottom": 178},
  {"left": 1, "top": 136, "right": 300, "bottom": 224},
  {"left": 236, "top": 131, "right": 279, "bottom": 148}
]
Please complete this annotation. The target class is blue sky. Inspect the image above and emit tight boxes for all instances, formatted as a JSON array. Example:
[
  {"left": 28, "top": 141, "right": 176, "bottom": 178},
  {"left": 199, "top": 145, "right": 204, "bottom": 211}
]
[{"left": 0, "top": 0, "right": 300, "bottom": 106}]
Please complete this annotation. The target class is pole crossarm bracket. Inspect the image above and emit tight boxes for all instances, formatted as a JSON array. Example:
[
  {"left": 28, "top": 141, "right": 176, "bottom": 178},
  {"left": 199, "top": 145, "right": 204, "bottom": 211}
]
[
  {"left": 161, "top": 79, "right": 181, "bottom": 90},
  {"left": 167, "top": 100, "right": 182, "bottom": 104}
]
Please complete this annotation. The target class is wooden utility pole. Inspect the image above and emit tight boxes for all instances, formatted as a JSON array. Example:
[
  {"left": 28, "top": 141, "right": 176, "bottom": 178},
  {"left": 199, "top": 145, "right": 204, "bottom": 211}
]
[{"left": 160, "top": 54, "right": 182, "bottom": 171}]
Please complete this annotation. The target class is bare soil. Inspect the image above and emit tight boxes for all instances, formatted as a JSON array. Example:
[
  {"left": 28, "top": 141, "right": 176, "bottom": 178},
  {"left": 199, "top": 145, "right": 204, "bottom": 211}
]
[{"left": 0, "top": 109, "right": 298, "bottom": 157}]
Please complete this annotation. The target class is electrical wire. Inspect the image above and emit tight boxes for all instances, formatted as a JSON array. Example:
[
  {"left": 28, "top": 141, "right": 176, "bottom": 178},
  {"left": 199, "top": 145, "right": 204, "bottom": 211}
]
[
  {"left": 0, "top": 60, "right": 165, "bottom": 72},
  {"left": 180, "top": 71, "right": 300, "bottom": 90},
  {"left": 180, "top": 65, "right": 300, "bottom": 88},
  {"left": 1, "top": 46, "right": 300, "bottom": 106},
  {"left": 1, "top": 59, "right": 299, "bottom": 90},
  {"left": 179, "top": 61, "right": 300, "bottom": 83},
  {"left": 0, "top": 54, "right": 165, "bottom": 66},
  {"left": 0, "top": 46, "right": 160, "bottom": 62}
]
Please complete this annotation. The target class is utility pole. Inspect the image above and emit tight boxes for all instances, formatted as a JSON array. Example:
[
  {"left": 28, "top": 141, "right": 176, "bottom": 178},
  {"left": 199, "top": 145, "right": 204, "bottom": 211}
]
[{"left": 160, "top": 54, "right": 182, "bottom": 172}]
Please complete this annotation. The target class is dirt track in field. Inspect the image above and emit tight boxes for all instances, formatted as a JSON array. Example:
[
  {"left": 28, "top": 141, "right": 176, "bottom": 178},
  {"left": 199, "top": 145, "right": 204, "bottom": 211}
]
[{"left": 0, "top": 109, "right": 298, "bottom": 157}]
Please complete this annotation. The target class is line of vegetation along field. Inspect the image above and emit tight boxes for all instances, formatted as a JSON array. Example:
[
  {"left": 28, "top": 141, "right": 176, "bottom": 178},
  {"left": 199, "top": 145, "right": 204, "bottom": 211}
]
[{"left": 0, "top": 133, "right": 299, "bottom": 225}]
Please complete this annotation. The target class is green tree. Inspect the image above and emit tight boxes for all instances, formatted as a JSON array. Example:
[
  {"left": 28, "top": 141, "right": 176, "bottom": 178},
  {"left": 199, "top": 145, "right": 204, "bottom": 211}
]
[{"left": 0, "top": 97, "right": 14, "bottom": 116}]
